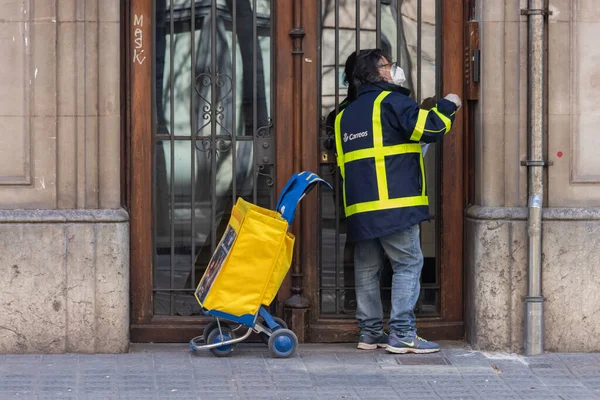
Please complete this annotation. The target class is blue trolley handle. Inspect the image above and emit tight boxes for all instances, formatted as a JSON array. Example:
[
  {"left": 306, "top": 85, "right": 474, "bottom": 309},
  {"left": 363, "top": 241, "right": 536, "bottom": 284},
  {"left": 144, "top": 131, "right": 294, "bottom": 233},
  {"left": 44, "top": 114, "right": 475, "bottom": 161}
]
[{"left": 276, "top": 171, "right": 333, "bottom": 225}]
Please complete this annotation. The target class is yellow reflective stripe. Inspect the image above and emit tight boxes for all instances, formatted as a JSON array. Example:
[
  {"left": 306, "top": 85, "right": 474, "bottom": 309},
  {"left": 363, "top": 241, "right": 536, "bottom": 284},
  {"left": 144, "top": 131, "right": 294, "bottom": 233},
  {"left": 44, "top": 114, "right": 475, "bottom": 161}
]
[
  {"left": 432, "top": 107, "right": 452, "bottom": 133},
  {"left": 340, "top": 91, "right": 430, "bottom": 217},
  {"left": 410, "top": 109, "right": 429, "bottom": 141},
  {"left": 372, "top": 92, "right": 389, "bottom": 148},
  {"left": 419, "top": 151, "right": 426, "bottom": 196},
  {"left": 344, "top": 143, "right": 422, "bottom": 163},
  {"left": 345, "top": 196, "right": 429, "bottom": 217},
  {"left": 334, "top": 109, "right": 346, "bottom": 178},
  {"left": 424, "top": 126, "right": 446, "bottom": 133},
  {"left": 375, "top": 157, "right": 387, "bottom": 201},
  {"left": 373, "top": 91, "right": 391, "bottom": 201}
]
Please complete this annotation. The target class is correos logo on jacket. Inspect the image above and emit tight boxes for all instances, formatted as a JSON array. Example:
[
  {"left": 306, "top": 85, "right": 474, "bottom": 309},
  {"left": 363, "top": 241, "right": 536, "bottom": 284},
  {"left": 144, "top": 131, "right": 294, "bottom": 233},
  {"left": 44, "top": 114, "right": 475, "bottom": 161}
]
[{"left": 343, "top": 131, "right": 369, "bottom": 143}]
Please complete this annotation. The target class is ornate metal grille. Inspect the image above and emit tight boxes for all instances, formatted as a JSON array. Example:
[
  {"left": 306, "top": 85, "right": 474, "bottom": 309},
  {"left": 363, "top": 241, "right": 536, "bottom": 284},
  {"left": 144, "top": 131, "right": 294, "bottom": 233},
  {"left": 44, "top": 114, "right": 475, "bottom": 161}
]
[
  {"left": 318, "top": 0, "right": 442, "bottom": 318},
  {"left": 152, "top": 0, "right": 274, "bottom": 316}
]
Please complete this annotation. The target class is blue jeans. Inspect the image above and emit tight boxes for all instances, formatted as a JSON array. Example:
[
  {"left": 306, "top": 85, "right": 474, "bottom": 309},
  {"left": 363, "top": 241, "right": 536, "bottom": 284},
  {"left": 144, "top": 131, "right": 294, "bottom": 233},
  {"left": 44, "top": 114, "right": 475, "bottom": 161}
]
[{"left": 354, "top": 224, "right": 423, "bottom": 337}]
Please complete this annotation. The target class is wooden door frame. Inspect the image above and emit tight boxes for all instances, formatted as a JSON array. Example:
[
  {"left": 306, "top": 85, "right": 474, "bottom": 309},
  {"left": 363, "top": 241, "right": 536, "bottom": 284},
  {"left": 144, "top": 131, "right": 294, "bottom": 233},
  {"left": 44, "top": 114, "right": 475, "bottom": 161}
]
[
  {"left": 301, "top": 0, "right": 468, "bottom": 342},
  {"left": 127, "top": 0, "right": 155, "bottom": 341},
  {"left": 126, "top": 0, "right": 467, "bottom": 343},
  {"left": 125, "top": 0, "right": 298, "bottom": 342}
]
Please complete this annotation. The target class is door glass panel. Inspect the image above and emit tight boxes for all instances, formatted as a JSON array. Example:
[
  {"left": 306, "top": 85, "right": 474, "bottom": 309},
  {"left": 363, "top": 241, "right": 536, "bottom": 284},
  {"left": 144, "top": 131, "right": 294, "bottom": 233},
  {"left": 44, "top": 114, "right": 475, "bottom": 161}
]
[
  {"left": 318, "top": 0, "right": 441, "bottom": 318},
  {"left": 153, "top": 0, "right": 274, "bottom": 316}
]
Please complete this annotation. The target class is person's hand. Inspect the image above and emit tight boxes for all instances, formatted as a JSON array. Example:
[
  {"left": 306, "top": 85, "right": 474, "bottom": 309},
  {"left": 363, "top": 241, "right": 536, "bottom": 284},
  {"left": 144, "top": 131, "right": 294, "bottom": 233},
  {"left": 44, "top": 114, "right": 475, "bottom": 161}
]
[
  {"left": 420, "top": 97, "right": 436, "bottom": 110},
  {"left": 444, "top": 93, "right": 462, "bottom": 110}
]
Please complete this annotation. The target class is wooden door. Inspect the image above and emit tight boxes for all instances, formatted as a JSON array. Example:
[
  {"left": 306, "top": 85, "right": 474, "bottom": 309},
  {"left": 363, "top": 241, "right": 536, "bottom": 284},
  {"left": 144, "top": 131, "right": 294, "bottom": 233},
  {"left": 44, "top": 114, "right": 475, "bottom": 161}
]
[
  {"left": 126, "top": 0, "right": 296, "bottom": 342},
  {"left": 298, "top": 0, "right": 467, "bottom": 342}
]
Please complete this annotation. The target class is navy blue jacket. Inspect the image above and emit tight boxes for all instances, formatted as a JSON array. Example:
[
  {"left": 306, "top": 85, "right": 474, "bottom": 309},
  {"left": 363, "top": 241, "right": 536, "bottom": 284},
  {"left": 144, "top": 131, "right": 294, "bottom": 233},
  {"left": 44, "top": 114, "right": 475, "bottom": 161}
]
[{"left": 335, "top": 82, "right": 457, "bottom": 242}]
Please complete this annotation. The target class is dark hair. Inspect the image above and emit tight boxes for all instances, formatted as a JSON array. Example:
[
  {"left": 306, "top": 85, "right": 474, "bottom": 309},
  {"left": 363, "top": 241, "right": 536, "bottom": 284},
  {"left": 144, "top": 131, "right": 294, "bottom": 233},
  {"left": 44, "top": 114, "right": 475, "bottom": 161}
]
[
  {"left": 343, "top": 51, "right": 358, "bottom": 100},
  {"left": 352, "top": 48, "right": 391, "bottom": 88},
  {"left": 343, "top": 52, "right": 357, "bottom": 86}
]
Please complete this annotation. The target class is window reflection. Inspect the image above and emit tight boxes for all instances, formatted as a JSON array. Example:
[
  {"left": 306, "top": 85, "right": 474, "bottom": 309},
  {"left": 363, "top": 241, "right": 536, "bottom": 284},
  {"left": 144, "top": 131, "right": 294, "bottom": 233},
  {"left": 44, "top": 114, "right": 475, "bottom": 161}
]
[{"left": 153, "top": 0, "right": 273, "bottom": 316}]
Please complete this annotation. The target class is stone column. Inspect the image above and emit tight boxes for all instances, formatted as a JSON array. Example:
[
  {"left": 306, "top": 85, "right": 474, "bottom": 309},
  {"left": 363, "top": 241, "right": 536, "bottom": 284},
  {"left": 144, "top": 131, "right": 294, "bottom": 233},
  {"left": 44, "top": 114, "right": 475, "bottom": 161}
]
[{"left": 0, "top": 0, "right": 128, "bottom": 353}]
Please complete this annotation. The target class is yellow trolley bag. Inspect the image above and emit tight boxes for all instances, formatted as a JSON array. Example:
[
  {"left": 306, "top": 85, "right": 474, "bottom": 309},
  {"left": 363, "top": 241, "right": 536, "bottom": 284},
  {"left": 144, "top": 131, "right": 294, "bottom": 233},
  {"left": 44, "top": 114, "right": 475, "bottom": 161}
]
[
  {"left": 190, "top": 172, "right": 331, "bottom": 358},
  {"left": 194, "top": 198, "right": 294, "bottom": 324}
]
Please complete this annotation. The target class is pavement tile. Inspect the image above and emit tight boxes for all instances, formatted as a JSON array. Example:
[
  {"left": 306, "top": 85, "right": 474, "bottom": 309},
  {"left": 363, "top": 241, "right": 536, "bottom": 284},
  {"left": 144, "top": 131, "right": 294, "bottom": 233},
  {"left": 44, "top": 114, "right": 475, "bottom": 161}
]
[
  {"left": 4, "top": 355, "right": 41, "bottom": 364},
  {"left": 355, "top": 393, "right": 407, "bottom": 400},
  {"left": 530, "top": 367, "right": 574, "bottom": 377},
  {"left": 279, "top": 394, "right": 319, "bottom": 400},
  {"left": 537, "top": 376, "right": 583, "bottom": 386},
  {"left": 393, "top": 391, "right": 441, "bottom": 399}
]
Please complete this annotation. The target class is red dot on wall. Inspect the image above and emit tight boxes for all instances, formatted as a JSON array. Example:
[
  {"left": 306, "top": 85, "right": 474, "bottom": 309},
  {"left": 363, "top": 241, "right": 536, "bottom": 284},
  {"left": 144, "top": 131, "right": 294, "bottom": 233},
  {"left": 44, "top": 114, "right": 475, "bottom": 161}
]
[{"left": 557, "top": 151, "right": 563, "bottom": 158}]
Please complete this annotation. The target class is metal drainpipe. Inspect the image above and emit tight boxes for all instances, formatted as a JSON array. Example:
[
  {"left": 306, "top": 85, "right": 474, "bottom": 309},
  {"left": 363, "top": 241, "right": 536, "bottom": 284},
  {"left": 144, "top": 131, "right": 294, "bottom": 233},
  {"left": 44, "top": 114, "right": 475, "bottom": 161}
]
[{"left": 522, "top": 0, "right": 548, "bottom": 356}]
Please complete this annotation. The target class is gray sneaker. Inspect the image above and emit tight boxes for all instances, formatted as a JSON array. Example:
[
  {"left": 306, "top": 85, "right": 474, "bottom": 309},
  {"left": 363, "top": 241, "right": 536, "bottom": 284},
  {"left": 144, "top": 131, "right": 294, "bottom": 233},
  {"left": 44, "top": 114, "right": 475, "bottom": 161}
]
[
  {"left": 357, "top": 333, "right": 388, "bottom": 350},
  {"left": 386, "top": 333, "right": 440, "bottom": 354}
]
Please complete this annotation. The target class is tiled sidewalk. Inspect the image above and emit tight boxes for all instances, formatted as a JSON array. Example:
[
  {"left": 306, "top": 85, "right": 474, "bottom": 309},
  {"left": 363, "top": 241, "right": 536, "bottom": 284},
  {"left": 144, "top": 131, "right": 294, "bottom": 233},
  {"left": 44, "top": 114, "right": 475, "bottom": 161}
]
[{"left": 0, "top": 342, "right": 599, "bottom": 399}]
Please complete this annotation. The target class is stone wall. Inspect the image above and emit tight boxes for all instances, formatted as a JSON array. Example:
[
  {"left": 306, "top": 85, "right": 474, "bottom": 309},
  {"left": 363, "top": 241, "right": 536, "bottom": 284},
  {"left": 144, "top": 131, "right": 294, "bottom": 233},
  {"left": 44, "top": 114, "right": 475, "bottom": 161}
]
[
  {"left": 467, "top": 0, "right": 600, "bottom": 352},
  {"left": 0, "top": 0, "right": 127, "bottom": 353},
  {"left": 466, "top": 207, "right": 600, "bottom": 353},
  {"left": 0, "top": 210, "right": 129, "bottom": 353}
]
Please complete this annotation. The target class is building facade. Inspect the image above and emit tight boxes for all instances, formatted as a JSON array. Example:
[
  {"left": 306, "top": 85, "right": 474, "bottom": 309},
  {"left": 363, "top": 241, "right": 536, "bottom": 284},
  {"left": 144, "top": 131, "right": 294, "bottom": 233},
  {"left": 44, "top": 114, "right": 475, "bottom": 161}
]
[
  {"left": 0, "top": 1, "right": 128, "bottom": 352},
  {"left": 0, "top": 0, "right": 598, "bottom": 353},
  {"left": 466, "top": 0, "right": 600, "bottom": 353}
]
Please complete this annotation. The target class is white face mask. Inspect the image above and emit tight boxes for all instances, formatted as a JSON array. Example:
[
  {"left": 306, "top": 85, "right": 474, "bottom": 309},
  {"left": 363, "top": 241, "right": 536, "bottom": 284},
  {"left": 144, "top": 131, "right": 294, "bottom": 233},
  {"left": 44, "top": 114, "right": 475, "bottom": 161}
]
[{"left": 391, "top": 64, "right": 406, "bottom": 85}]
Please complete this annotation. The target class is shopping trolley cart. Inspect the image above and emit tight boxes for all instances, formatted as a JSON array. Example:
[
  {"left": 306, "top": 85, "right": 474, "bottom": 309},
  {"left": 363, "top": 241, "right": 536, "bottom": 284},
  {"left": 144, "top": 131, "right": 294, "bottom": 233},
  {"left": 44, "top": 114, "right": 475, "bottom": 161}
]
[{"left": 189, "top": 172, "right": 332, "bottom": 358}]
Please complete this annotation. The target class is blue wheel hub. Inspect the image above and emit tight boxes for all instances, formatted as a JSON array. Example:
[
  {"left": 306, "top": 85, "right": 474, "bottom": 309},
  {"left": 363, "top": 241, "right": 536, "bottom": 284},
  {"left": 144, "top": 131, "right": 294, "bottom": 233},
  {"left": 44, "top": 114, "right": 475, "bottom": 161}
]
[
  {"left": 273, "top": 334, "right": 293, "bottom": 354},
  {"left": 213, "top": 333, "right": 232, "bottom": 351}
]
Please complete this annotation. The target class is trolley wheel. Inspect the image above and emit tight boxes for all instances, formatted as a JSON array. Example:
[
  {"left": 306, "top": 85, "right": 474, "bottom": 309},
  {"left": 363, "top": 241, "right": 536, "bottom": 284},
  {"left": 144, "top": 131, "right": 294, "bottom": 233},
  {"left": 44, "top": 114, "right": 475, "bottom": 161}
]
[
  {"left": 207, "top": 326, "right": 236, "bottom": 358},
  {"left": 202, "top": 320, "right": 229, "bottom": 344},
  {"left": 268, "top": 328, "right": 298, "bottom": 358},
  {"left": 259, "top": 317, "right": 288, "bottom": 345}
]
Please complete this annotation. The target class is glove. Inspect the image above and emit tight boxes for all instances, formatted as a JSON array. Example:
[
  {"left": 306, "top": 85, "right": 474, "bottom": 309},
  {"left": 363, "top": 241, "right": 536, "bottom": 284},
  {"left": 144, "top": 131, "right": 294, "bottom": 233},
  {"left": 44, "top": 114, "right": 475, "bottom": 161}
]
[
  {"left": 444, "top": 93, "right": 462, "bottom": 110},
  {"left": 420, "top": 97, "right": 436, "bottom": 110}
]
